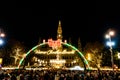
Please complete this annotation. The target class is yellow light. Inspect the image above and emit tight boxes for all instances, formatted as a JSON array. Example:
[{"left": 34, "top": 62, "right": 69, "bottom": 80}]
[
  {"left": 0, "top": 33, "right": 5, "bottom": 37},
  {"left": 109, "top": 31, "right": 114, "bottom": 36},
  {"left": 87, "top": 53, "right": 91, "bottom": 61},
  {"left": 35, "top": 50, "right": 75, "bottom": 54},
  {"left": 0, "top": 58, "right": 2, "bottom": 64},
  {"left": 59, "top": 34, "right": 61, "bottom": 37},
  {"left": 118, "top": 53, "right": 120, "bottom": 59},
  {"left": 50, "top": 59, "right": 66, "bottom": 63},
  {"left": 64, "top": 40, "right": 67, "bottom": 43},
  {"left": 105, "top": 34, "right": 110, "bottom": 38},
  {"left": 43, "top": 39, "right": 45, "bottom": 43},
  {"left": 105, "top": 30, "right": 115, "bottom": 39}
]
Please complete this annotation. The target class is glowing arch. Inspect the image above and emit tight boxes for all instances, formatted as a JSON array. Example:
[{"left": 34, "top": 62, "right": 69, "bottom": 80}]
[
  {"left": 62, "top": 42, "right": 90, "bottom": 69},
  {"left": 17, "top": 42, "right": 90, "bottom": 69}
]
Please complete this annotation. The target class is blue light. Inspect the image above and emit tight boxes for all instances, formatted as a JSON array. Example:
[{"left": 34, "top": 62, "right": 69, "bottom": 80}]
[
  {"left": 0, "top": 38, "right": 4, "bottom": 45},
  {"left": 106, "top": 41, "right": 115, "bottom": 47}
]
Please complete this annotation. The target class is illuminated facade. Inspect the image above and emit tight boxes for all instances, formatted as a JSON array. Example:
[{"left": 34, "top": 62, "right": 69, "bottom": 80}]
[{"left": 30, "top": 20, "right": 83, "bottom": 69}]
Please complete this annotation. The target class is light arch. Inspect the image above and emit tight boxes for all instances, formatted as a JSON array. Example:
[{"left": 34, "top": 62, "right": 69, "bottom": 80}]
[{"left": 17, "top": 42, "right": 90, "bottom": 69}]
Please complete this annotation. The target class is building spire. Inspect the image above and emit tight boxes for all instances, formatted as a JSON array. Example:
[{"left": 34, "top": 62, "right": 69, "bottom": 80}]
[
  {"left": 78, "top": 37, "right": 82, "bottom": 51},
  {"left": 57, "top": 20, "right": 63, "bottom": 40}
]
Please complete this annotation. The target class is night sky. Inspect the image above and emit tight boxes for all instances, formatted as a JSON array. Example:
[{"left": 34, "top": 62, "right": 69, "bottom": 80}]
[{"left": 1, "top": 1, "right": 120, "bottom": 48}]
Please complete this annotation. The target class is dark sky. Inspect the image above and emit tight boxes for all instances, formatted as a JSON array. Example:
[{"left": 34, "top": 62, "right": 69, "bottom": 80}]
[{"left": 1, "top": 1, "right": 120, "bottom": 48}]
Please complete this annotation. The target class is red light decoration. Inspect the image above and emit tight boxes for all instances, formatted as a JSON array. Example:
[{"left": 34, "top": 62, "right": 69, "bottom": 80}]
[{"left": 48, "top": 39, "right": 61, "bottom": 49}]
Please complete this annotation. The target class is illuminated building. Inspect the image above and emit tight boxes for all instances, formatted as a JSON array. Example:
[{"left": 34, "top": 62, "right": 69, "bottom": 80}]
[{"left": 30, "top": 20, "right": 84, "bottom": 69}]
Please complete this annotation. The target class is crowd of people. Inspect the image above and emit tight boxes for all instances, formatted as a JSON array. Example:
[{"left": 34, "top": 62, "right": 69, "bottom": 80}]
[{"left": 1, "top": 68, "right": 120, "bottom": 80}]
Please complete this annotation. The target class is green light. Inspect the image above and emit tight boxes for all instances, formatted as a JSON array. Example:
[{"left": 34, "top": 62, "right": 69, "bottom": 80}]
[
  {"left": 62, "top": 42, "right": 90, "bottom": 69},
  {"left": 17, "top": 42, "right": 90, "bottom": 70},
  {"left": 17, "top": 43, "right": 47, "bottom": 68}
]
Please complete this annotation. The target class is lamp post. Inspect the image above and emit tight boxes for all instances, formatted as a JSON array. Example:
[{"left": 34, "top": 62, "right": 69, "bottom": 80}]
[
  {"left": 0, "top": 29, "right": 5, "bottom": 67},
  {"left": 105, "top": 30, "right": 115, "bottom": 70}
]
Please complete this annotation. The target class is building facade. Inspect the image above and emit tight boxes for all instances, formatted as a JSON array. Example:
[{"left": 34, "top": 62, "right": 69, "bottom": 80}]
[{"left": 29, "top": 20, "right": 84, "bottom": 69}]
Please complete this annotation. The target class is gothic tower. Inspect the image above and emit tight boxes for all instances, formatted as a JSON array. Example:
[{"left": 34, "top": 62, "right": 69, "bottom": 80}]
[
  {"left": 57, "top": 20, "right": 63, "bottom": 51},
  {"left": 57, "top": 20, "right": 63, "bottom": 40},
  {"left": 78, "top": 37, "right": 82, "bottom": 52}
]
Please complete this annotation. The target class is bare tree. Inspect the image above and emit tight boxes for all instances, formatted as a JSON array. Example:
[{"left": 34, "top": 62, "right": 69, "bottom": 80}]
[
  {"left": 84, "top": 41, "right": 104, "bottom": 69},
  {"left": 9, "top": 39, "right": 26, "bottom": 66}
]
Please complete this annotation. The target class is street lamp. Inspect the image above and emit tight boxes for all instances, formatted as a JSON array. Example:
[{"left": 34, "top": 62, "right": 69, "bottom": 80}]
[
  {"left": 0, "top": 29, "right": 5, "bottom": 68},
  {"left": 105, "top": 29, "right": 115, "bottom": 70},
  {"left": 0, "top": 32, "right": 5, "bottom": 46},
  {"left": 0, "top": 33, "right": 5, "bottom": 37}
]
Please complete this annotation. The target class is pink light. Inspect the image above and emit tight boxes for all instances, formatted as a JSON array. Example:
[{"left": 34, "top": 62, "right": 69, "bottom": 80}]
[{"left": 48, "top": 39, "right": 61, "bottom": 49}]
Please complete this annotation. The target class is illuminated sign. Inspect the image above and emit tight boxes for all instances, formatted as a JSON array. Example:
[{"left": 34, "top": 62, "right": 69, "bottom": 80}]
[{"left": 48, "top": 39, "right": 61, "bottom": 49}]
